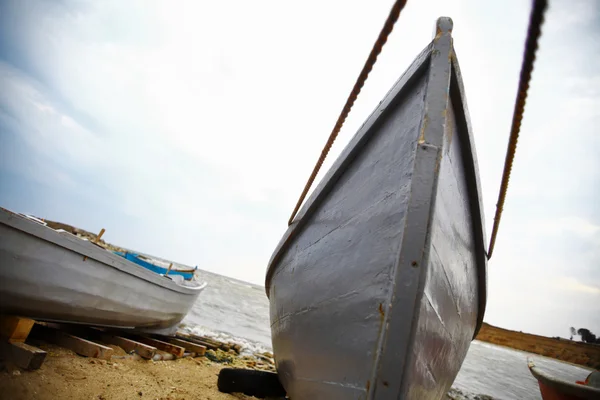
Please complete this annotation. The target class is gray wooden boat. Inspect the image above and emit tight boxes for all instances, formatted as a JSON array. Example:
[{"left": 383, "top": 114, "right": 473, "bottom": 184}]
[
  {"left": 265, "top": 18, "right": 487, "bottom": 399},
  {"left": 0, "top": 207, "right": 207, "bottom": 335}
]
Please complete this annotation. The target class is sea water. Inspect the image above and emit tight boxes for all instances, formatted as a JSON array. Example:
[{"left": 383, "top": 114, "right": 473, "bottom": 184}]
[{"left": 170, "top": 265, "right": 592, "bottom": 399}]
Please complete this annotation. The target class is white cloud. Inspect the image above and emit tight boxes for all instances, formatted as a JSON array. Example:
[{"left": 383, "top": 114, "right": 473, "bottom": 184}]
[
  {"left": 0, "top": 0, "right": 599, "bottom": 334},
  {"left": 553, "top": 277, "right": 600, "bottom": 295},
  {"left": 536, "top": 217, "right": 600, "bottom": 237}
]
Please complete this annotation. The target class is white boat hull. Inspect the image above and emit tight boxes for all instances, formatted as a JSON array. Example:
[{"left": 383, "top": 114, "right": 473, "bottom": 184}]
[{"left": 0, "top": 208, "right": 206, "bottom": 334}]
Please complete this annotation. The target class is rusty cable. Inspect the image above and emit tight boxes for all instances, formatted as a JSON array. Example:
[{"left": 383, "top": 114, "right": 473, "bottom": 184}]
[
  {"left": 487, "top": 0, "right": 548, "bottom": 259},
  {"left": 287, "top": 0, "right": 408, "bottom": 226}
]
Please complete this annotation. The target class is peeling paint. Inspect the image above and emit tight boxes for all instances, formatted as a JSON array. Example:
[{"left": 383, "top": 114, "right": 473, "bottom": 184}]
[{"left": 418, "top": 115, "right": 428, "bottom": 144}]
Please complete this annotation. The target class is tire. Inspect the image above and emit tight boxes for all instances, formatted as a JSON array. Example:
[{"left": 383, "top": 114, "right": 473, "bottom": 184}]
[{"left": 217, "top": 368, "right": 287, "bottom": 398}]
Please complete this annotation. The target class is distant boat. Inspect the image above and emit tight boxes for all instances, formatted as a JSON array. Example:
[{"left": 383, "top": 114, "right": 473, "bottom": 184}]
[
  {"left": 528, "top": 359, "right": 600, "bottom": 400},
  {"left": 0, "top": 207, "right": 207, "bottom": 334},
  {"left": 264, "top": 18, "right": 487, "bottom": 399},
  {"left": 114, "top": 251, "right": 197, "bottom": 281}
]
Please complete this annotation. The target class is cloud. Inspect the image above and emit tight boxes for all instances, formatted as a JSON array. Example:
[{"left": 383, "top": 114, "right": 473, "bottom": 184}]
[
  {"left": 554, "top": 277, "right": 600, "bottom": 295},
  {"left": 536, "top": 217, "right": 600, "bottom": 238},
  {"left": 0, "top": 0, "right": 599, "bottom": 336}
]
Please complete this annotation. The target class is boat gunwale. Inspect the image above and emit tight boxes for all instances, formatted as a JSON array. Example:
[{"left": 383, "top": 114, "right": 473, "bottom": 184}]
[
  {"left": 264, "top": 41, "right": 434, "bottom": 292},
  {"left": 116, "top": 251, "right": 197, "bottom": 279},
  {"left": 0, "top": 209, "right": 205, "bottom": 296}
]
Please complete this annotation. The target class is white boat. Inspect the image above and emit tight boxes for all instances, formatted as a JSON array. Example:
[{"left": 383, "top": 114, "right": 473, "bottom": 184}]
[
  {"left": 264, "top": 17, "right": 487, "bottom": 399},
  {"left": 0, "top": 207, "right": 206, "bottom": 334}
]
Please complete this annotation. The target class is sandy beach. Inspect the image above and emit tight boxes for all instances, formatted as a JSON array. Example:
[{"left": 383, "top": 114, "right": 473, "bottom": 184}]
[
  {"left": 0, "top": 343, "right": 264, "bottom": 400},
  {"left": 0, "top": 342, "right": 485, "bottom": 400}
]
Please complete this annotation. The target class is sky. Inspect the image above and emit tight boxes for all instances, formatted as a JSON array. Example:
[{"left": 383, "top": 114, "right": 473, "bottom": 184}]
[{"left": 0, "top": 0, "right": 598, "bottom": 340}]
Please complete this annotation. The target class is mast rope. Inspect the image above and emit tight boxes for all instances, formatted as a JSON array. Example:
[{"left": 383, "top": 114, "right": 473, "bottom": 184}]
[
  {"left": 286, "top": 0, "right": 549, "bottom": 262},
  {"left": 487, "top": 0, "right": 548, "bottom": 259},
  {"left": 287, "top": 0, "right": 409, "bottom": 226}
]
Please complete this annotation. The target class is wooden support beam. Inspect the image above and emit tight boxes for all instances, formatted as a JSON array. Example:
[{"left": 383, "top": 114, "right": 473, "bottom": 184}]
[
  {"left": 47, "top": 325, "right": 157, "bottom": 360},
  {"left": 175, "top": 332, "right": 219, "bottom": 350},
  {"left": 163, "top": 338, "right": 206, "bottom": 356},
  {"left": 31, "top": 324, "right": 113, "bottom": 360},
  {"left": 130, "top": 336, "right": 184, "bottom": 358},
  {"left": 0, "top": 316, "right": 35, "bottom": 343},
  {"left": 96, "top": 333, "right": 156, "bottom": 360},
  {"left": 94, "top": 228, "right": 106, "bottom": 243},
  {"left": 0, "top": 341, "right": 47, "bottom": 370}
]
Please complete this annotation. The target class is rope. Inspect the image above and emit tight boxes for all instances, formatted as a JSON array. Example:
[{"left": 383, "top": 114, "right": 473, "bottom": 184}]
[
  {"left": 287, "top": 0, "right": 408, "bottom": 226},
  {"left": 487, "top": 0, "right": 548, "bottom": 258}
]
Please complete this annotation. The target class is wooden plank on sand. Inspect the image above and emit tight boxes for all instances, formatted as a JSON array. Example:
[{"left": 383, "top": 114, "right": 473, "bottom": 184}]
[
  {"left": 97, "top": 333, "right": 156, "bottom": 359},
  {"left": 31, "top": 324, "right": 113, "bottom": 360},
  {"left": 0, "top": 341, "right": 47, "bottom": 370},
  {"left": 48, "top": 325, "right": 156, "bottom": 360},
  {"left": 130, "top": 336, "right": 184, "bottom": 357},
  {"left": 164, "top": 338, "right": 206, "bottom": 356},
  {"left": 0, "top": 316, "right": 35, "bottom": 343},
  {"left": 175, "top": 332, "right": 218, "bottom": 350}
]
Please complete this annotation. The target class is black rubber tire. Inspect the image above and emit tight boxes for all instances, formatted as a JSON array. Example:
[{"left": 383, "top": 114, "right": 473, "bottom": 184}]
[{"left": 217, "top": 368, "right": 287, "bottom": 398}]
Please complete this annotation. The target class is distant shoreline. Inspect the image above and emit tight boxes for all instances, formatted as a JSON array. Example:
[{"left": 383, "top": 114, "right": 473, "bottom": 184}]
[{"left": 476, "top": 323, "right": 600, "bottom": 369}]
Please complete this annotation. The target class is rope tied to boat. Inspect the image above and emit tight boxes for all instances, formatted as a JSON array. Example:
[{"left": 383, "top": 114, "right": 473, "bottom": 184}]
[
  {"left": 287, "top": 0, "right": 408, "bottom": 226},
  {"left": 487, "top": 0, "right": 548, "bottom": 259},
  {"left": 287, "top": 0, "right": 548, "bottom": 260}
]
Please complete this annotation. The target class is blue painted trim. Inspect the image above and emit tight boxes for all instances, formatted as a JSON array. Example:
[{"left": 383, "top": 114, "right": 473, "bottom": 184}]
[{"left": 113, "top": 251, "right": 195, "bottom": 280}]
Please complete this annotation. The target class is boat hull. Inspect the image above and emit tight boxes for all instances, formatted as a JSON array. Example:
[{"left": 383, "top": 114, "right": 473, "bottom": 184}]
[
  {"left": 265, "top": 18, "right": 487, "bottom": 399},
  {"left": 0, "top": 209, "right": 205, "bottom": 334}
]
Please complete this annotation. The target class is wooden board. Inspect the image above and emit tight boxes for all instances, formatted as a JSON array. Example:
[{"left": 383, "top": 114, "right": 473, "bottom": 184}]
[
  {"left": 0, "top": 316, "right": 35, "bottom": 343},
  {"left": 96, "top": 333, "right": 156, "bottom": 360},
  {"left": 163, "top": 338, "right": 206, "bottom": 356},
  {"left": 175, "top": 332, "right": 219, "bottom": 350},
  {"left": 0, "top": 341, "right": 47, "bottom": 370},
  {"left": 130, "top": 336, "right": 184, "bottom": 358},
  {"left": 39, "top": 324, "right": 157, "bottom": 360},
  {"left": 31, "top": 324, "right": 113, "bottom": 360}
]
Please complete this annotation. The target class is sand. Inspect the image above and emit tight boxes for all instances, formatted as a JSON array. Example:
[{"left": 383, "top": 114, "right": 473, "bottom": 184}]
[{"left": 0, "top": 344, "right": 257, "bottom": 400}]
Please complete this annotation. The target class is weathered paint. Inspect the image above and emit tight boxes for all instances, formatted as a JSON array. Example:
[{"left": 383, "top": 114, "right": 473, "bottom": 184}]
[
  {"left": 0, "top": 209, "right": 206, "bottom": 334},
  {"left": 265, "top": 16, "right": 487, "bottom": 400}
]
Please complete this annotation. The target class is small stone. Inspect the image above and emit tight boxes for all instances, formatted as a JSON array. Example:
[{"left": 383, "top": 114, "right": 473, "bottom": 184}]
[
  {"left": 205, "top": 350, "right": 218, "bottom": 362},
  {"left": 138, "top": 391, "right": 143, "bottom": 396},
  {"left": 12, "top": 370, "right": 21, "bottom": 376}
]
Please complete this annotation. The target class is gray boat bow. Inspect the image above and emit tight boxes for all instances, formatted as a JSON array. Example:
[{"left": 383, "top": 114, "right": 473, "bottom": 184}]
[{"left": 265, "top": 17, "right": 487, "bottom": 400}]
